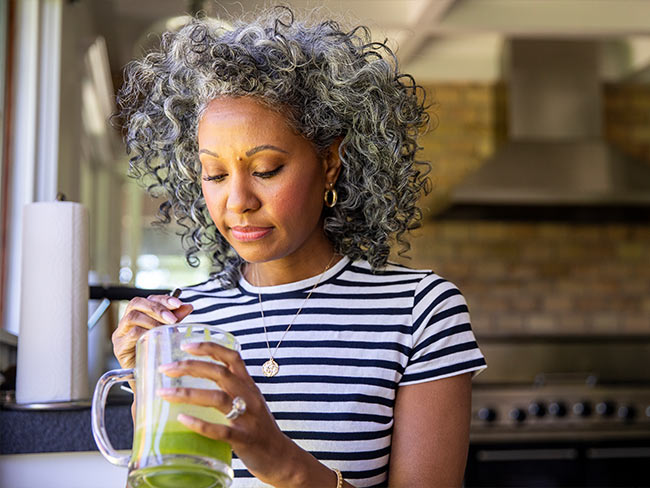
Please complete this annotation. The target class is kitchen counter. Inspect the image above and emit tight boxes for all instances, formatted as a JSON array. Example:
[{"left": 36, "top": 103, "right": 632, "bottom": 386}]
[{"left": 0, "top": 403, "right": 132, "bottom": 454}]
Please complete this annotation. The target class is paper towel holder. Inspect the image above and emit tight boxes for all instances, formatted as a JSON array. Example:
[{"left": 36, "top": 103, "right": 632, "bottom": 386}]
[{"left": 6, "top": 286, "right": 177, "bottom": 410}]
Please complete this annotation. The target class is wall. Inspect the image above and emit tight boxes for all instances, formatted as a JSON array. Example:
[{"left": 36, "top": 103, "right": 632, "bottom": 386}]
[
  {"left": 399, "top": 82, "right": 650, "bottom": 337},
  {"left": 2, "top": 0, "right": 125, "bottom": 334},
  {"left": 417, "top": 83, "right": 507, "bottom": 215},
  {"left": 396, "top": 220, "right": 650, "bottom": 336},
  {"left": 604, "top": 82, "right": 650, "bottom": 163}
]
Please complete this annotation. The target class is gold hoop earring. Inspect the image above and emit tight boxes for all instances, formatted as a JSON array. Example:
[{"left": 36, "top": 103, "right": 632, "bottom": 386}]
[{"left": 324, "top": 183, "right": 337, "bottom": 208}]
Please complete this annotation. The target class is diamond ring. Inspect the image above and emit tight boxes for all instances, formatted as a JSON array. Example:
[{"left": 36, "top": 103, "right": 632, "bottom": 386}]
[{"left": 225, "top": 396, "right": 247, "bottom": 420}]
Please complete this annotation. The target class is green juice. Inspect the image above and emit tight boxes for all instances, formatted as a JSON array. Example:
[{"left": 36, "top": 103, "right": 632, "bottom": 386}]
[
  {"left": 129, "top": 464, "right": 229, "bottom": 488},
  {"left": 129, "top": 402, "right": 232, "bottom": 488}
]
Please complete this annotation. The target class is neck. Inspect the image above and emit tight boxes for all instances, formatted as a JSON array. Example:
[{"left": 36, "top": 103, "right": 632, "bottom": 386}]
[{"left": 244, "top": 248, "right": 341, "bottom": 287}]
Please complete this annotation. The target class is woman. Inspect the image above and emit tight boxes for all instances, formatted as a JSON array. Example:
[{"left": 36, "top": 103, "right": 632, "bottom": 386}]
[{"left": 112, "top": 7, "right": 486, "bottom": 487}]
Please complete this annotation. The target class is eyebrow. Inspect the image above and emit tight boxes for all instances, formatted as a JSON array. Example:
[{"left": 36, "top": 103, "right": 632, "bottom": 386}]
[
  {"left": 198, "top": 148, "right": 219, "bottom": 158},
  {"left": 245, "top": 144, "right": 289, "bottom": 157},
  {"left": 198, "top": 145, "right": 289, "bottom": 159}
]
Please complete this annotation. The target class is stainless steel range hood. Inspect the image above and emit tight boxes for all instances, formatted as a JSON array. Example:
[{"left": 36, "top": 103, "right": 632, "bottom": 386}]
[{"left": 452, "top": 39, "right": 650, "bottom": 206}]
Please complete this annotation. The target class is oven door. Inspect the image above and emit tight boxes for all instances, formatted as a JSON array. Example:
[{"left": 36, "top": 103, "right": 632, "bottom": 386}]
[{"left": 464, "top": 440, "right": 650, "bottom": 487}]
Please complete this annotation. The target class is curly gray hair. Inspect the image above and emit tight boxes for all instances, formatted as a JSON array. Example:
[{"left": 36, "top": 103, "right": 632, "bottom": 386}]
[{"left": 117, "top": 6, "right": 431, "bottom": 288}]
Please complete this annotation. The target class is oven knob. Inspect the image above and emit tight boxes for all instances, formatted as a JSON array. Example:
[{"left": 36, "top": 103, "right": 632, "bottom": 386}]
[
  {"left": 548, "top": 401, "right": 567, "bottom": 417},
  {"left": 477, "top": 407, "right": 497, "bottom": 422},
  {"left": 617, "top": 405, "right": 636, "bottom": 421},
  {"left": 572, "top": 401, "right": 592, "bottom": 417},
  {"left": 596, "top": 401, "right": 616, "bottom": 417},
  {"left": 509, "top": 408, "right": 527, "bottom": 423},
  {"left": 528, "top": 402, "right": 546, "bottom": 417}
]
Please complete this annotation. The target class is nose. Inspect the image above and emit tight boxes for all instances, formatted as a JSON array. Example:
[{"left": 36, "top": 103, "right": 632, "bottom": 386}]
[{"left": 226, "top": 173, "right": 260, "bottom": 214}]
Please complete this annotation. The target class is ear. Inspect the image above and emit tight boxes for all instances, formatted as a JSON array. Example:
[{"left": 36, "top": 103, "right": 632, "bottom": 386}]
[{"left": 322, "top": 137, "right": 343, "bottom": 186}]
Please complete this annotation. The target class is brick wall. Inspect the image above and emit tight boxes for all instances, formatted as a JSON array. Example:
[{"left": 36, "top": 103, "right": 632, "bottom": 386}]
[
  {"left": 399, "top": 82, "right": 650, "bottom": 337},
  {"left": 417, "top": 83, "right": 507, "bottom": 215},
  {"left": 394, "top": 220, "right": 650, "bottom": 336},
  {"left": 419, "top": 82, "right": 650, "bottom": 213},
  {"left": 604, "top": 82, "right": 650, "bottom": 164}
]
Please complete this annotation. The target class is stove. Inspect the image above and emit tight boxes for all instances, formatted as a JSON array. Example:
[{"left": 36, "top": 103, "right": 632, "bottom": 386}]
[
  {"left": 466, "top": 337, "right": 650, "bottom": 487},
  {"left": 472, "top": 378, "right": 650, "bottom": 442}
]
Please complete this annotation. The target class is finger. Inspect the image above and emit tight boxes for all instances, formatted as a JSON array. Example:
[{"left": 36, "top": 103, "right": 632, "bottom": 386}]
[
  {"left": 125, "top": 324, "right": 149, "bottom": 342},
  {"left": 115, "top": 308, "right": 172, "bottom": 338},
  {"left": 146, "top": 295, "right": 194, "bottom": 323},
  {"left": 181, "top": 341, "right": 250, "bottom": 381},
  {"left": 159, "top": 359, "right": 243, "bottom": 397},
  {"left": 112, "top": 325, "right": 148, "bottom": 368},
  {"left": 174, "top": 303, "right": 194, "bottom": 321},
  {"left": 125, "top": 297, "right": 179, "bottom": 326},
  {"left": 147, "top": 294, "right": 184, "bottom": 310},
  {"left": 113, "top": 323, "right": 147, "bottom": 347},
  {"left": 177, "top": 414, "right": 241, "bottom": 444},
  {"left": 157, "top": 387, "right": 231, "bottom": 412}
]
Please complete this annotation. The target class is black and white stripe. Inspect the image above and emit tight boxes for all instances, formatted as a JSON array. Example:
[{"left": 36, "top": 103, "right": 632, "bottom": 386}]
[{"left": 179, "top": 257, "right": 486, "bottom": 487}]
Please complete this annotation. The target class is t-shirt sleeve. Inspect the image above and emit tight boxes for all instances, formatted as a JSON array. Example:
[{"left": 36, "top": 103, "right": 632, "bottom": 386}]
[{"left": 400, "top": 273, "right": 487, "bottom": 386}]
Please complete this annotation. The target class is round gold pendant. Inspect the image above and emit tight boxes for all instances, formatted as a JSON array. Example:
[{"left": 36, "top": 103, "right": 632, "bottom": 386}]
[{"left": 262, "top": 358, "right": 279, "bottom": 377}]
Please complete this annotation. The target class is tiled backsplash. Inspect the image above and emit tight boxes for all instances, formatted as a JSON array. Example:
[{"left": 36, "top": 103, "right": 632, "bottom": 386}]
[{"left": 395, "top": 220, "right": 650, "bottom": 336}]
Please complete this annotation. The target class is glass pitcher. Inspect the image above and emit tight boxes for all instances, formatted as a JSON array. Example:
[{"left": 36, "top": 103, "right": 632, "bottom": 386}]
[{"left": 92, "top": 324, "right": 238, "bottom": 488}]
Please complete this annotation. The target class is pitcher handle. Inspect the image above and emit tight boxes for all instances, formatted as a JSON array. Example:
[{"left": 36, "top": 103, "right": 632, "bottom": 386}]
[{"left": 91, "top": 368, "right": 134, "bottom": 466}]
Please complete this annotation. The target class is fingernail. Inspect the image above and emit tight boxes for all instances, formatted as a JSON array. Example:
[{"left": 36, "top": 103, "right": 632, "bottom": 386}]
[
  {"left": 177, "top": 413, "right": 193, "bottom": 424},
  {"left": 157, "top": 387, "right": 174, "bottom": 396},
  {"left": 181, "top": 342, "right": 198, "bottom": 351},
  {"left": 158, "top": 363, "right": 174, "bottom": 372},
  {"left": 162, "top": 311, "right": 177, "bottom": 323},
  {"left": 168, "top": 297, "right": 182, "bottom": 308}
]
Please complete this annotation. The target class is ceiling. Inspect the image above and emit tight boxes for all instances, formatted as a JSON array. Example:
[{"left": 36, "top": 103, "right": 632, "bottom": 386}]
[{"left": 88, "top": 0, "right": 650, "bottom": 90}]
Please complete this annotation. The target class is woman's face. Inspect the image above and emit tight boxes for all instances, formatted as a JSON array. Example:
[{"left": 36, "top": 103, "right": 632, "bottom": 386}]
[{"left": 197, "top": 97, "right": 339, "bottom": 267}]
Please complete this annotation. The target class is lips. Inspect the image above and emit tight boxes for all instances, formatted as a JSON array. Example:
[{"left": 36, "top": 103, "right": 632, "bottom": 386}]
[{"left": 229, "top": 225, "right": 273, "bottom": 242}]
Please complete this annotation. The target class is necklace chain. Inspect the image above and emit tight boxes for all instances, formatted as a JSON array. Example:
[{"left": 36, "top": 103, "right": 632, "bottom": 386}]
[{"left": 256, "top": 254, "right": 337, "bottom": 377}]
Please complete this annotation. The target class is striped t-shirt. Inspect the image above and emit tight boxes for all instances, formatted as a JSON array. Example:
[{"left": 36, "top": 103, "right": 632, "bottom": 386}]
[{"left": 178, "top": 256, "right": 486, "bottom": 487}]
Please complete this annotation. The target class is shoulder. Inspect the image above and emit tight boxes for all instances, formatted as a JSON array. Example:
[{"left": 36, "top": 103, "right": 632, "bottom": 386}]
[
  {"left": 342, "top": 259, "right": 431, "bottom": 284},
  {"left": 338, "top": 259, "right": 467, "bottom": 321},
  {"left": 342, "top": 259, "right": 461, "bottom": 300},
  {"left": 343, "top": 260, "right": 469, "bottom": 331}
]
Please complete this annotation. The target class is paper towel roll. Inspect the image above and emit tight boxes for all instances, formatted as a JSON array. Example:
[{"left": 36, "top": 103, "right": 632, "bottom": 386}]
[{"left": 16, "top": 201, "right": 90, "bottom": 404}]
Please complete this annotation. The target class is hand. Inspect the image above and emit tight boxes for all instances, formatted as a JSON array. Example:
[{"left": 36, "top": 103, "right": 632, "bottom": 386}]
[
  {"left": 111, "top": 294, "right": 194, "bottom": 370},
  {"left": 157, "top": 342, "right": 318, "bottom": 488}
]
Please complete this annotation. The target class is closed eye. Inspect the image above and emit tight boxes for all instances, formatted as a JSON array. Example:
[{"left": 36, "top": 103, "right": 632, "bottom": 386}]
[
  {"left": 202, "top": 174, "right": 226, "bottom": 182},
  {"left": 202, "top": 165, "right": 283, "bottom": 182},
  {"left": 253, "top": 166, "right": 283, "bottom": 179}
]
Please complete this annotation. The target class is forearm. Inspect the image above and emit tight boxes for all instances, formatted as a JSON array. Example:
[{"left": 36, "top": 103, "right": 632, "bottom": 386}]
[{"left": 269, "top": 438, "right": 353, "bottom": 488}]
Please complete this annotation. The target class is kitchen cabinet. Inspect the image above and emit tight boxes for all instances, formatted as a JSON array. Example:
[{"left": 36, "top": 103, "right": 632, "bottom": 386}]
[
  {"left": 0, "top": 450, "right": 128, "bottom": 488},
  {"left": 0, "top": 403, "right": 132, "bottom": 487}
]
